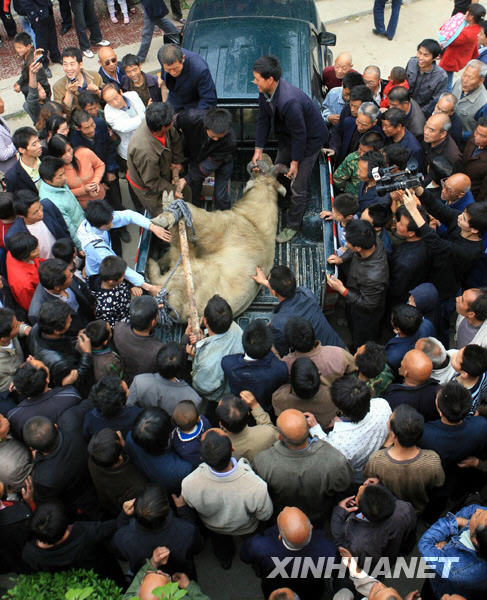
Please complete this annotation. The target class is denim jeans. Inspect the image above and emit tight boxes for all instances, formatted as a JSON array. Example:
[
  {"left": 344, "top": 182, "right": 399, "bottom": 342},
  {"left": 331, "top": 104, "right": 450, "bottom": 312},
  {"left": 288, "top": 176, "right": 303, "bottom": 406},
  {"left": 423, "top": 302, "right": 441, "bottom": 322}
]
[
  {"left": 373, "top": 0, "right": 402, "bottom": 39},
  {"left": 446, "top": 70, "right": 455, "bottom": 92},
  {"left": 275, "top": 147, "right": 320, "bottom": 230},
  {"left": 71, "top": 0, "right": 103, "bottom": 50},
  {"left": 137, "top": 8, "right": 178, "bottom": 62},
  {"left": 21, "top": 17, "right": 35, "bottom": 45}
]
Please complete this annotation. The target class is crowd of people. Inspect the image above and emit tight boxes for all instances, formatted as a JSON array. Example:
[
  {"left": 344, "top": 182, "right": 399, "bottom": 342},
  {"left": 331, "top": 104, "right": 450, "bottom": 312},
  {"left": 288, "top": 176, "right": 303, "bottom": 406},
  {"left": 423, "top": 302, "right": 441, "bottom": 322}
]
[{"left": 1, "top": 1, "right": 487, "bottom": 600}]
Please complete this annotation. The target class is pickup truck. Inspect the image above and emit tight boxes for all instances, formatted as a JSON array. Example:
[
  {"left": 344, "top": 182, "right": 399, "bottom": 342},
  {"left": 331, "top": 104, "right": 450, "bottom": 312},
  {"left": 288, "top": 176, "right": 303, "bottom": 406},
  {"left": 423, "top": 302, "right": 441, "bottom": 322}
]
[{"left": 135, "top": 0, "right": 337, "bottom": 336}]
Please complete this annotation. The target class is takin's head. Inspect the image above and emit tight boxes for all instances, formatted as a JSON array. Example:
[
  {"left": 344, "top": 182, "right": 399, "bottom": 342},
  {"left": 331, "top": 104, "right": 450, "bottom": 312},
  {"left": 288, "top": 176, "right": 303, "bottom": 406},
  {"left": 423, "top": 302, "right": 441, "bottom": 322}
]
[{"left": 243, "top": 162, "right": 288, "bottom": 197}]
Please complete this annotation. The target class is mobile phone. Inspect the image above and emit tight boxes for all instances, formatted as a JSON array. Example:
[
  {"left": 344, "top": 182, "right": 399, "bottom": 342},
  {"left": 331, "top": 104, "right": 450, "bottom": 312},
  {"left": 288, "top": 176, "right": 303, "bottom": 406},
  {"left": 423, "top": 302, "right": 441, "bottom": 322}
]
[{"left": 32, "top": 54, "right": 44, "bottom": 66}]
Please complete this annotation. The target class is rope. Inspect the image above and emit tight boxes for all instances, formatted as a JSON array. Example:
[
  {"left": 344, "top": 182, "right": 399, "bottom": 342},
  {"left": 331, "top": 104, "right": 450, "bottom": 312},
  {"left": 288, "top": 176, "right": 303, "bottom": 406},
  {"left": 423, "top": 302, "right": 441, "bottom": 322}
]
[
  {"left": 155, "top": 254, "right": 182, "bottom": 332},
  {"left": 154, "top": 199, "right": 195, "bottom": 332},
  {"left": 165, "top": 198, "right": 196, "bottom": 236}
]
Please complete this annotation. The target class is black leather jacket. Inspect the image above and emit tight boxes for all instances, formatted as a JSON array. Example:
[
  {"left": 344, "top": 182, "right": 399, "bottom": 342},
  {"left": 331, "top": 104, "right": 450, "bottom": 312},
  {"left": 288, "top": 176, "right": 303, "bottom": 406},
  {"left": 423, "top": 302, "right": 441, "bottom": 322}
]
[
  {"left": 342, "top": 239, "right": 389, "bottom": 312},
  {"left": 28, "top": 324, "right": 93, "bottom": 397}
]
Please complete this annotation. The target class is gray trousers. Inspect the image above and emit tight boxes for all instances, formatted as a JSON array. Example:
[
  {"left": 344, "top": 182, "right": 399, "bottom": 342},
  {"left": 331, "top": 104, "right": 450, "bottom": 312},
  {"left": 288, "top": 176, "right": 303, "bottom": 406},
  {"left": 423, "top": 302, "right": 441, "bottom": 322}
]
[
  {"left": 275, "top": 147, "right": 320, "bottom": 230},
  {"left": 137, "top": 8, "right": 178, "bottom": 61}
]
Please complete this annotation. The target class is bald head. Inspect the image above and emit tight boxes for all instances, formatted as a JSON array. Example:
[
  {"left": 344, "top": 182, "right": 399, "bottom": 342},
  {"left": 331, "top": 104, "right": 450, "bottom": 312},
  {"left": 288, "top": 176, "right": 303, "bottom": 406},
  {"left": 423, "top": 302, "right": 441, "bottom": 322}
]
[
  {"left": 138, "top": 572, "right": 171, "bottom": 600},
  {"left": 423, "top": 112, "right": 450, "bottom": 146},
  {"left": 334, "top": 52, "right": 353, "bottom": 79},
  {"left": 269, "top": 589, "right": 300, "bottom": 600},
  {"left": 277, "top": 507, "right": 312, "bottom": 550},
  {"left": 277, "top": 409, "right": 308, "bottom": 447},
  {"left": 400, "top": 349, "right": 433, "bottom": 384},
  {"left": 98, "top": 47, "right": 118, "bottom": 75}
]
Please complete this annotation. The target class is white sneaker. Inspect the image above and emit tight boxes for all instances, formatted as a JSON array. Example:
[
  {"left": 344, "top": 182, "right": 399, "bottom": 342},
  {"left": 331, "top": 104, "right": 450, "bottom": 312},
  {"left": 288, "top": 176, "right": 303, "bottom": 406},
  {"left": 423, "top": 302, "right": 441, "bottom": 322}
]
[
  {"left": 83, "top": 49, "right": 94, "bottom": 58},
  {"left": 97, "top": 39, "right": 111, "bottom": 46}
]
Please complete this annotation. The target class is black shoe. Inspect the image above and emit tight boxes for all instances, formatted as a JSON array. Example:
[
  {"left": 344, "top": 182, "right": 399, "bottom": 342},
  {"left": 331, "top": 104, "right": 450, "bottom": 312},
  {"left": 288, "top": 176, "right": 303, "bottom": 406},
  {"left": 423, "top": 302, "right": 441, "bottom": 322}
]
[
  {"left": 61, "top": 24, "right": 72, "bottom": 35},
  {"left": 372, "top": 28, "right": 386, "bottom": 37},
  {"left": 44, "top": 67, "right": 52, "bottom": 78},
  {"left": 119, "top": 228, "right": 132, "bottom": 243}
]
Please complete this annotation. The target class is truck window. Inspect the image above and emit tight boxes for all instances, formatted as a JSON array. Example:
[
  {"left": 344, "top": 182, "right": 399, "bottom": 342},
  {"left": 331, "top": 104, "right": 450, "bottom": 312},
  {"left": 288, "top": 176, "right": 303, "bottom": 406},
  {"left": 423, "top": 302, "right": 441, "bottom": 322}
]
[{"left": 310, "top": 33, "right": 323, "bottom": 102}]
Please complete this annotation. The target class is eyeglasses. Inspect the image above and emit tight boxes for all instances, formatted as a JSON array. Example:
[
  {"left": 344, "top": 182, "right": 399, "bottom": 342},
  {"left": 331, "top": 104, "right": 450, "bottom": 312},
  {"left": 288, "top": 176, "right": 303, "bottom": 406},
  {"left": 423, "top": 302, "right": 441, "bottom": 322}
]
[{"left": 104, "top": 58, "right": 117, "bottom": 66}]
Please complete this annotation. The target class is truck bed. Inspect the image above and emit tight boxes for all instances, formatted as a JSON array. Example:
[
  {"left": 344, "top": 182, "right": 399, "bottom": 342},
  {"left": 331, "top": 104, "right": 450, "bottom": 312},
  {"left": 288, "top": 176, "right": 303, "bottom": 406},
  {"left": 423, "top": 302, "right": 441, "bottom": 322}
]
[{"left": 134, "top": 148, "right": 336, "bottom": 341}]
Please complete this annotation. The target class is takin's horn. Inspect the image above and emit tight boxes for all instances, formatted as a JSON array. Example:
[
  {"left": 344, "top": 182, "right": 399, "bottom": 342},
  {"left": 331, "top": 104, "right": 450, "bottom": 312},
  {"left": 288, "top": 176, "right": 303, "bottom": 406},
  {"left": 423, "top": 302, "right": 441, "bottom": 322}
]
[{"left": 270, "top": 163, "right": 289, "bottom": 177}]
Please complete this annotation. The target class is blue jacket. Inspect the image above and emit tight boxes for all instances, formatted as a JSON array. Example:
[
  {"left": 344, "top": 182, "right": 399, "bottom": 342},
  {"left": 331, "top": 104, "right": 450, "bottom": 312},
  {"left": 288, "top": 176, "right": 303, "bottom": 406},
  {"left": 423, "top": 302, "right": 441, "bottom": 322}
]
[
  {"left": 157, "top": 47, "right": 217, "bottom": 112},
  {"left": 337, "top": 117, "right": 383, "bottom": 165},
  {"left": 385, "top": 379, "right": 440, "bottom": 422},
  {"left": 358, "top": 182, "right": 391, "bottom": 214},
  {"left": 437, "top": 189, "right": 474, "bottom": 234},
  {"left": 241, "top": 524, "right": 336, "bottom": 598},
  {"left": 385, "top": 129, "right": 425, "bottom": 172},
  {"left": 419, "top": 504, "right": 487, "bottom": 599},
  {"left": 271, "top": 287, "right": 344, "bottom": 357},
  {"left": 98, "top": 65, "right": 129, "bottom": 91},
  {"left": 5, "top": 198, "right": 71, "bottom": 250},
  {"left": 5, "top": 159, "right": 38, "bottom": 194},
  {"left": 125, "top": 431, "right": 193, "bottom": 494},
  {"left": 141, "top": 0, "right": 168, "bottom": 20},
  {"left": 385, "top": 318, "right": 435, "bottom": 371},
  {"left": 255, "top": 78, "right": 329, "bottom": 161},
  {"left": 409, "top": 282, "right": 440, "bottom": 332},
  {"left": 221, "top": 352, "right": 289, "bottom": 411},
  {"left": 77, "top": 210, "right": 152, "bottom": 286},
  {"left": 170, "top": 415, "right": 211, "bottom": 467},
  {"left": 420, "top": 415, "right": 487, "bottom": 467},
  {"left": 70, "top": 118, "right": 119, "bottom": 174}
]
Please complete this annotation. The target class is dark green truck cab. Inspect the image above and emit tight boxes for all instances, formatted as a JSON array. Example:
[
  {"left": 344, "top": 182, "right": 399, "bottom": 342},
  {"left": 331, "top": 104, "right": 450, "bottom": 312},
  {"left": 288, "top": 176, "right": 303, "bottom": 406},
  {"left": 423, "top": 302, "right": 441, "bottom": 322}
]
[{"left": 136, "top": 0, "right": 337, "bottom": 332}]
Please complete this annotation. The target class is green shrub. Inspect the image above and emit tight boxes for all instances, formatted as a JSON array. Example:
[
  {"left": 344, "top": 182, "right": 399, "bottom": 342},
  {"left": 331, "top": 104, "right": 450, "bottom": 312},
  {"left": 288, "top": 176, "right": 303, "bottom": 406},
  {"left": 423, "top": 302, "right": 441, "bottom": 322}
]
[{"left": 4, "top": 569, "right": 121, "bottom": 600}]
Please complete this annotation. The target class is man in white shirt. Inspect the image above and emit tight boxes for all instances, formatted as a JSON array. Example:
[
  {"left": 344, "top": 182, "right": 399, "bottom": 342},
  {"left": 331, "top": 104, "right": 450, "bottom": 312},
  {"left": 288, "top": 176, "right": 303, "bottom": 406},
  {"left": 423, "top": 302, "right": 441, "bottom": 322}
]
[{"left": 305, "top": 374, "right": 391, "bottom": 482}]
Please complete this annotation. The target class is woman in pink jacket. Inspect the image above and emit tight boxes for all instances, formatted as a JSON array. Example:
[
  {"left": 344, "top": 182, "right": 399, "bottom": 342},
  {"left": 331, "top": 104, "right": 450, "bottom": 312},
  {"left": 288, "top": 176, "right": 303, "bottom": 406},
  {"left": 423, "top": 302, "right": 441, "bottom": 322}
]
[
  {"left": 47, "top": 134, "right": 106, "bottom": 210},
  {"left": 440, "top": 3, "right": 486, "bottom": 90}
]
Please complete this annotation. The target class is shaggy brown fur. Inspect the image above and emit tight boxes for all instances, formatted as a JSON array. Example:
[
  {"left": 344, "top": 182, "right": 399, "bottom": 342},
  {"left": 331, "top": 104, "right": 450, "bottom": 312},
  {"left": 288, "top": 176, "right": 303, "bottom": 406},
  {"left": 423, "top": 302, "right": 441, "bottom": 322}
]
[{"left": 147, "top": 173, "right": 286, "bottom": 322}]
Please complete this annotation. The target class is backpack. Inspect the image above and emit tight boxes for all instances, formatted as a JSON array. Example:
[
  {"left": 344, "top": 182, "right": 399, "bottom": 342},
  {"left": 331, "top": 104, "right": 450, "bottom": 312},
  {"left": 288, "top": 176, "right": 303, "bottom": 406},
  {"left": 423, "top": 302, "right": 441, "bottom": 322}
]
[{"left": 438, "top": 12, "right": 467, "bottom": 49}]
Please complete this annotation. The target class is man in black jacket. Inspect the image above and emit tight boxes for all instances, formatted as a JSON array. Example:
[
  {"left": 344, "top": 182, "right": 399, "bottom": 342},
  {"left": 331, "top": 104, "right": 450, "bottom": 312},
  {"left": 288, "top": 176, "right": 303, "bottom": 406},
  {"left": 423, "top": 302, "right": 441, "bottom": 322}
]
[
  {"left": 8, "top": 357, "right": 80, "bottom": 440},
  {"left": 389, "top": 204, "right": 431, "bottom": 307},
  {"left": 29, "top": 258, "right": 95, "bottom": 334},
  {"left": 327, "top": 220, "right": 389, "bottom": 347},
  {"left": 21, "top": 0, "right": 61, "bottom": 72},
  {"left": 175, "top": 107, "right": 236, "bottom": 210},
  {"left": 28, "top": 300, "right": 94, "bottom": 395},
  {"left": 22, "top": 409, "right": 100, "bottom": 519},
  {"left": 403, "top": 188, "right": 487, "bottom": 346},
  {"left": 252, "top": 55, "right": 329, "bottom": 243}
]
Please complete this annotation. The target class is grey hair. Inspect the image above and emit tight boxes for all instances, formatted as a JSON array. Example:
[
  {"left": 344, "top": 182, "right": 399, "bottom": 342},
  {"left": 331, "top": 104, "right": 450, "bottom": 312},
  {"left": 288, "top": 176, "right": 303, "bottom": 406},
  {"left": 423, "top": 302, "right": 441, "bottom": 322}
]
[
  {"left": 159, "top": 44, "right": 183, "bottom": 65},
  {"left": 419, "top": 337, "right": 447, "bottom": 369},
  {"left": 466, "top": 59, "right": 487, "bottom": 78},
  {"left": 364, "top": 65, "right": 381, "bottom": 77},
  {"left": 437, "top": 114, "right": 452, "bottom": 132},
  {"left": 438, "top": 92, "right": 458, "bottom": 107},
  {"left": 358, "top": 102, "right": 380, "bottom": 122}
]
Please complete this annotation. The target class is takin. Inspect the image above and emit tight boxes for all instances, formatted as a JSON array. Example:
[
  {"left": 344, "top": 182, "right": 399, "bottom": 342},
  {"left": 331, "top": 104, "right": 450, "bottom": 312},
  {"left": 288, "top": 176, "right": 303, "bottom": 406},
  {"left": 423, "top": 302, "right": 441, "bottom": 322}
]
[{"left": 146, "top": 166, "right": 287, "bottom": 322}]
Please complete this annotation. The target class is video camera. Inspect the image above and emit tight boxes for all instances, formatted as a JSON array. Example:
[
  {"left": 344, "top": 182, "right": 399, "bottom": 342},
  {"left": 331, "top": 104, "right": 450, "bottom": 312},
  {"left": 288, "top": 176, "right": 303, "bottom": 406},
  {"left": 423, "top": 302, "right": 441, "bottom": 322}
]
[{"left": 372, "top": 162, "right": 424, "bottom": 197}]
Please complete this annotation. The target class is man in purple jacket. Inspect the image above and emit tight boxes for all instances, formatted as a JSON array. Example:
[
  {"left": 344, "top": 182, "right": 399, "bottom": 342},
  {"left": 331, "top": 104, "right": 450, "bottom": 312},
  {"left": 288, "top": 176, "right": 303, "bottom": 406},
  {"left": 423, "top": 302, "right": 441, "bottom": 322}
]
[{"left": 252, "top": 55, "right": 329, "bottom": 243}]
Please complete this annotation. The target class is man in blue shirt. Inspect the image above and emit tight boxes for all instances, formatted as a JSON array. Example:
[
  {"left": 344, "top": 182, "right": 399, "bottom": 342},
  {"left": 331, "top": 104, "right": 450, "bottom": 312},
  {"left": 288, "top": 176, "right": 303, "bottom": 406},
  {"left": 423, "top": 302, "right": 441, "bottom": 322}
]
[{"left": 76, "top": 199, "right": 170, "bottom": 294}]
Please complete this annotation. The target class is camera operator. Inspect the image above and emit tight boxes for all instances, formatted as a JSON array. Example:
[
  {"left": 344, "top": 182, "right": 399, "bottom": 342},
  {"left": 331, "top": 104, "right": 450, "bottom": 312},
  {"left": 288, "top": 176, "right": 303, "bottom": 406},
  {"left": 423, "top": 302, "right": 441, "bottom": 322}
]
[{"left": 402, "top": 188, "right": 487, "bottom": 347}]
